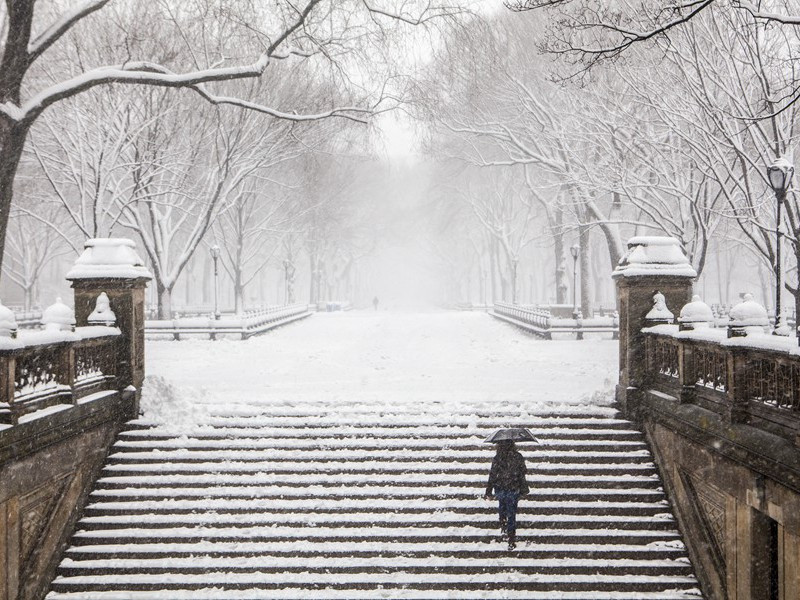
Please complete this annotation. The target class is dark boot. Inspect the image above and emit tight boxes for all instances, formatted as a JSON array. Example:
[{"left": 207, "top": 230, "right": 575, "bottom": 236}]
[{"left": 507, "top": 531, "right": 516, "bottom": 551}]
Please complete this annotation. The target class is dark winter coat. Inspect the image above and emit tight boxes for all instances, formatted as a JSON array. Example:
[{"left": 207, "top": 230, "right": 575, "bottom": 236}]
[{"left": 485, "top": 449, "right": 529, "bottom": 496}]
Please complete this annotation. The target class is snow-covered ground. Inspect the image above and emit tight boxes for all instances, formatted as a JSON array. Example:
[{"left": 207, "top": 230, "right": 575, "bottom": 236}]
[{"left": 143, "top": 310, "right": 619, "bottom": 422}]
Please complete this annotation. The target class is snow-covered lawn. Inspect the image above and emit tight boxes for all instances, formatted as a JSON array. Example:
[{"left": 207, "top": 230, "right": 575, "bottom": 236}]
[{"left": 143, "top": 310, "right": 619, "bottom": 422}]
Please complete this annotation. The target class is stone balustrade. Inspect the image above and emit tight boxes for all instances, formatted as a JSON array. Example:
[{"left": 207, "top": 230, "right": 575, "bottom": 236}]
[
  {"left": 642, "top": 320, "right": 800, "bottom": 445},
  {"left": 0, "top": 238, "right": 150, "bottom": 600},
  {"left": 0, "top": 325, "right": 122, "bottom": 426},
  {"left": 614, "top": 236, "right": 800, "bottom": 600},
  {"left": 492, "top": 300, "right": 619, "bottom": 340},
  {"left": 145, "top": 303, "right": 312, "bottom": 340}
]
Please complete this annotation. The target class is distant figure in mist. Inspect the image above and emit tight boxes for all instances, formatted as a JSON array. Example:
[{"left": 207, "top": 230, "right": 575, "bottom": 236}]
[
  {"left": 372, "top": 296, "right": 379, "bottom": 311},
  {"left": 485, "top": 440, "right": 529, "bottom": 550}
]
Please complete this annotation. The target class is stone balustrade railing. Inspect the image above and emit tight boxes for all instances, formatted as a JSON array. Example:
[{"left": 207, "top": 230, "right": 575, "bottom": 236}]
[
  {"left": 0, "top": 326, "right": 122, "bottom": 425},
  {"left": 492, "top": 301, "right": 619, "bottom": 340},
  {"left": 643, "top": 325, "right": 800, "bottom": 444},
  {"left": 145, "top": 303, "right": 312, "bottom": 340}
]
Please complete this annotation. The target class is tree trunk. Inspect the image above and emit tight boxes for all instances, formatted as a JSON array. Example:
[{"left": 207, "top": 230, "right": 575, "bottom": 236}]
[
  {"left": 553, "top": 205, "right": 568, "bottom": 305},
  {"left": 489, "top": 241, "right": 498, "bottom": 304},
  {"left": 157, "top": 283, "right": 173, "bottom": 320},
  {"left": 579, "top": 225, "right": 593, "bottom": 317},
  {"left": 511, "top": 258, "right": 518, "bottom": 304},
  {"left": 0, "top": 124, "right": 29, "bottom": 272}
]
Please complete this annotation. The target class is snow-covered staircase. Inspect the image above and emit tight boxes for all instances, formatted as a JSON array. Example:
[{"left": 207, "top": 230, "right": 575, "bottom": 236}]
[{"left": 47, "top": 402, "right": 702, "bottom": 599}]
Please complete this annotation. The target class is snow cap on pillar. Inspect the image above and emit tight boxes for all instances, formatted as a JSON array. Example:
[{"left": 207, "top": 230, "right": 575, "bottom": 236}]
[
  {"left": 678, "top": 295, "right": 714, "bottom": 330},
  {"left": 612, "top": 237, "right": 697, "bottom": 279},
  {"left": 66, "top": 238, "right": 152, "bottom": 281}
]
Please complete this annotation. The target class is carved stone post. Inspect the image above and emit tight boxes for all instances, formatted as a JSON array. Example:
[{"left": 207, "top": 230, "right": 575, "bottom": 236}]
[
  {"left": 66, "top": 239, "right": 152, "bottom": 416},
  {"left": 613, "top": 237, "right": 696, "bottom": 419}
]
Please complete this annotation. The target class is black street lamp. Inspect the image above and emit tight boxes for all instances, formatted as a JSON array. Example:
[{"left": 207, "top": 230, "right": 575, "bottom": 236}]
[
  {"left": 210, "top": 244, "right": 221, "bottom": 320},
  {"left": 570, "top": 244, "right": 580, "bottom": 319},
  {"left": 767, "top": 157, "right": 794, "bottom": 334}
]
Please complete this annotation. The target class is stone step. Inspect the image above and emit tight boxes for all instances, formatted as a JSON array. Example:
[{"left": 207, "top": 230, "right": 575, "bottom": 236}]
[
  {"left": 104, "top": 449, "right": 654, "bottom": 464},
  {"left": 63, "top": 542, "right": 691, "bottom": 561},
  {"left": 87, "top": 487, "right": 666, "bottom": 504},
  {"left": 67, "top": 527, "right": 682, "bottom": 547},
  {"left": 92, "top": 472, "right": 661, "bottom": 489},
  {"left": 118, "top": 426, "right": 646, "bottom": 440},
  {"left": 83, "top": 499, "right": 671, "bottom": 517},
  {"left": 56, "top": 561, "right": 694, "bottom": 577},
  {"left": 125, "top": 414, "right": 629, "bottom": 426},
  {"left": 47, "top": 588, "right": 702, "bottom": 600},
  {"left": 49, "top": 572, "right": 700, "bottom": 593},
  {"left": 75, "top": 513, "right": 679, "bottom": 531},
  {"left": 98, "top": 464, "right": 660, "bottom": 477}
]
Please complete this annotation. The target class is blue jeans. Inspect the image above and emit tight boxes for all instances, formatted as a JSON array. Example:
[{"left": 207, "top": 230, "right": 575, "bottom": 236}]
[{"left": 495, "top": 489, "right": 520, "bottom": 534}]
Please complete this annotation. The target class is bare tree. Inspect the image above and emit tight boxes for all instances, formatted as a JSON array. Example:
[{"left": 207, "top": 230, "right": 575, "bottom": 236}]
[{"left": 0, "top": 0, "right": 466, "bottom": 269}]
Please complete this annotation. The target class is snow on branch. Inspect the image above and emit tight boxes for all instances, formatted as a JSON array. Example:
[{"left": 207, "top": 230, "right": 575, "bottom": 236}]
[
  {"left": 27, "top": 0, "right": 113, "bottom": 62},
  {"left": 735, "top": 1, "right": 800, "bottom": 25},
  {"left": 362, "top": 0, "right": 467, "bottom": 25},
  {"left": 18, "top": 59, "right": 377, "bottom": 124}
]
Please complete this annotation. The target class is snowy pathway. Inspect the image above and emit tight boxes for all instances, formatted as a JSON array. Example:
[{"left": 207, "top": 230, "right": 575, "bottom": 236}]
[
  {"left": 47, "top": 311, "right": 702, "bottom": 599},
  {"left": 144, "top": 310, "right": 619, "bottom": 410}
]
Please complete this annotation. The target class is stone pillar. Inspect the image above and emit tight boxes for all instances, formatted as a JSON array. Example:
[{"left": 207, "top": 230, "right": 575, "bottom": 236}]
[
  {"left": 612, "top": 237, "right": 696, "bottom": 418},
  {"left": 66, "top": 239, "right": 152, "bottom": 415}
]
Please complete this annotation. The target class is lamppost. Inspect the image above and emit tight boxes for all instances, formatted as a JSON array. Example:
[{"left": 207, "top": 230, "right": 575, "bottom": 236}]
[
  {"left": 767, "top": 157, "right": 794, "bottom": 334},
  {"left": 210, "top": 244, "right": 221, "bottom": 320},
  {"left": 570, "top": 244, "right": 580, "bottom": 319}
]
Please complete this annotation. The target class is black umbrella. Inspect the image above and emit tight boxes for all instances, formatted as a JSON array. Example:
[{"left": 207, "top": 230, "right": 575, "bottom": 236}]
[{"left": 484, "top": 427, "right": 539, "bottom": 444}]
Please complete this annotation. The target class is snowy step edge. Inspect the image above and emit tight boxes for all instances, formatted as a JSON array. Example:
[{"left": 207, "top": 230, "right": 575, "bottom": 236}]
[
  {"left": 100, "top": 460, "right": 657, "bottom": 472},
  {"left": 95, "top": 472, "right": 660, "bottom": 484},
  {"left": 78, "top": 512, "right": 676, "bottom": 525},
  {"left": 128, "top": 408, "right": 622, "bottom": 421},
  {"left": 84, "top": 498, "right": 672, "bottom": 510},
  {"left": 110, "top": 438, "right": 648, "bottom": 450},
  {"left": 49, "top": 572, "right": 699, "bottom": 585},
  {"left": 57, "top": 556, "right": 694, "bottom": 570},
  {"left": 71, "top": 525, "right": 683, "bottom": 539},
  {"left": 121, "top": 423, "right": 641, "bottom": 436},
  {"left": 88, "top": 485, "right": 666, "bottom": 498},
  {"left": 62, "top": 540, "right": 692, "bottom": 555},
  {"left": 106, "top": 449, "right": 653, "bottom": 460},
  {"left": 44, "top": 587, "right": 703, "bottom": 600}
]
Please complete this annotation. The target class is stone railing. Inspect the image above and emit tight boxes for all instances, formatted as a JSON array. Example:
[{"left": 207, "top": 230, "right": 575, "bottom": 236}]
[
  {"left": 643, "top": 324, "right": 800, "bottom": 444},
  {"left": 145, "top": 303, "right": 312, "bottom": 340},
  {"left": 0, "top": 238, "right": 151, "bottom": 600},
  {"left": 0, "top": 326, "right": 122, "bottom": 425},
  {"left": 492, "top": 301, "right": 619, "bottom": 340}
]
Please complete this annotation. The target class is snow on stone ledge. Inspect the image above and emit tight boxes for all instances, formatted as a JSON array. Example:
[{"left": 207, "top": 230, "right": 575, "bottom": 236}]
[
  {"left": 0, "top": 326, "right": 120, "bottom": 351},
  {"left": 612, "top": 236, "right": 697, "bottom": 279},
  {"left": 66, "top": 238, "right": 152, "bottom": 280},
  {"left": 643, "top": 323, "right": 800, "bottom": 355}
]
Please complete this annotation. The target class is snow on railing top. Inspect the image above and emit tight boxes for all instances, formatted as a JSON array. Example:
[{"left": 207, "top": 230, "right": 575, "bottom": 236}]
[
  {"left": 0, "top": 326, "right": 121, "bottom": 352},
  {"left": 612, "top": 236, "right": 697, "bottom": 279},
  {"left": 66, "top": 238, "right": 152, "bottom": 280}
]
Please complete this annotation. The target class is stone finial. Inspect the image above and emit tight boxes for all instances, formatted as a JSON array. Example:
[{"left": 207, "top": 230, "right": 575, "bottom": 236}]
[
  {"left": 727, "top": 294, "right": 769, "bottom": 338},
  {"left": 645, "top": 291, "right": 675, "bottom": 325},
  {"left": 42, "top": 297, "right": 76, "bottom": 332},
  {"left": 87, "top": 292, "right": 117, "bottom": 326},
  {"left": 0, "top": 299, "right": 18, "bottom": 338},
  {"left": 612, "top": 237, "right": 697, "bottom": 280},
  {"left": 66, "top": 238, "right": 152, "bottom": 281},
  {"left": 678, "top": 295, "right": 714, "bottom": 331}
]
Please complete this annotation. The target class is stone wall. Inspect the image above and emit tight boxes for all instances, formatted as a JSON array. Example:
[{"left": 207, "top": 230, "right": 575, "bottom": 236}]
[
  {"left": 0, "top": 238, "right": 150, "bottom": 600},
  {"left": 615, "top": 236, "right": 800, "bottom": 600},
  {"left": 0, "top": 396, "right": 131, "bottom": 600}
]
